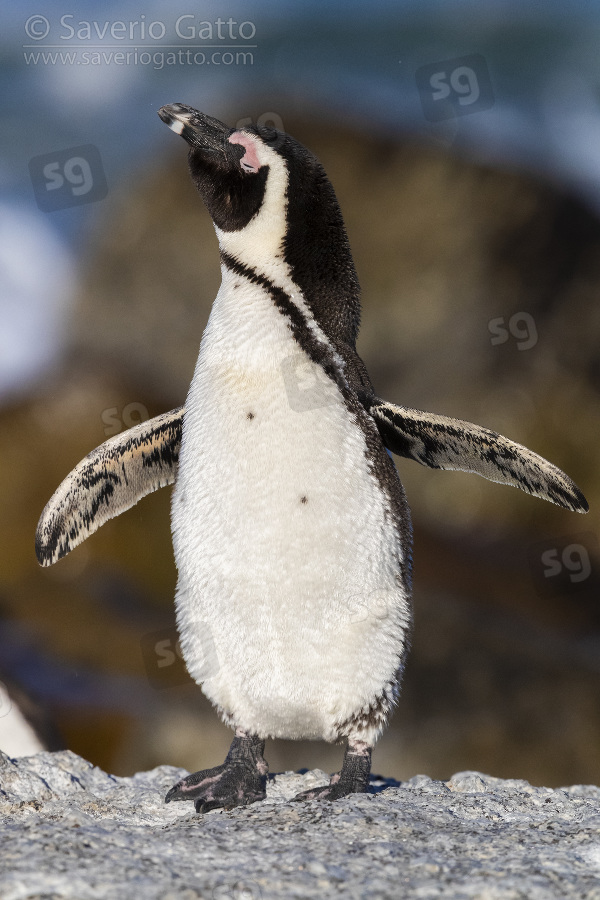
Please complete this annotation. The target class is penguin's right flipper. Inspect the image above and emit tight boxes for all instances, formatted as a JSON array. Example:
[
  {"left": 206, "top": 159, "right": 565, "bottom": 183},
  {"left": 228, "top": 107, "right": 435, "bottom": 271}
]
[
  {"left": 370, "top": 400, "right": 588, "bottom": 514},
  {"left": 35, "top": 406, "right": 184, "bottom": 567}
]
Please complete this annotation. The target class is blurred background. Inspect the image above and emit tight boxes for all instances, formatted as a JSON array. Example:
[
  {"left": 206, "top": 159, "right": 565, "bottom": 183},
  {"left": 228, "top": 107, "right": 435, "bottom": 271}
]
[{"left": 1, "top": 0, "right": 599, "bottom": 788}]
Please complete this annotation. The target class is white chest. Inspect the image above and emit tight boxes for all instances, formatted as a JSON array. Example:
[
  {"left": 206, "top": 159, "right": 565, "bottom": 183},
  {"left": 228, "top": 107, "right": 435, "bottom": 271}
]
[{"left": 170, "top": 269, "right": 410, "bottom": 742}]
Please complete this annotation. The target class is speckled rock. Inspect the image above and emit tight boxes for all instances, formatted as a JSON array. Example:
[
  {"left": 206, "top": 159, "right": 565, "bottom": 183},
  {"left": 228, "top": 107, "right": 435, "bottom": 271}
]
[{"left": 1, "top": 750, "right": 599, "bottom": 899}]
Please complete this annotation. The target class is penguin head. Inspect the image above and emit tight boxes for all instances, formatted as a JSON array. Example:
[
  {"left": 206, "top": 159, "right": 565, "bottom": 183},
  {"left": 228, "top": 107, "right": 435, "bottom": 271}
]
[
  {"left": 158, "top": 103, "right": 361, "bottom": 344},
  {"left": 158, "top": 103, "right": 284, "bottom": 233}
]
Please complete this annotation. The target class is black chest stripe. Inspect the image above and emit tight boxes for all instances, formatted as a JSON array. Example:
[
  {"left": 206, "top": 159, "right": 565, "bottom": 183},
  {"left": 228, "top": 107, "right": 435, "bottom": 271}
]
[
  {"left": 219, "top": 250, "right": 413, "bottom": 591},
  {"left": 220, "top": 251, "right": 346, "bottom": 393}
]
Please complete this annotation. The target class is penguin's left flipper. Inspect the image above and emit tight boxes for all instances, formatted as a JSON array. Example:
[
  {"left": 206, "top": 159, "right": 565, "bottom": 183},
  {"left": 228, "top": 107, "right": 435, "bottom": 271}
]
[
  {"left": 370, "top": 400, "right": 588, "bottom": 514},
  {"left": 35, "top": 406, "right": 184, "bottom": 567}
]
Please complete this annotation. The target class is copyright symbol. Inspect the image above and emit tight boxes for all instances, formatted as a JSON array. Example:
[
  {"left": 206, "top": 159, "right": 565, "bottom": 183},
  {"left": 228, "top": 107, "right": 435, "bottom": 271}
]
[{"left": 25, "top": 15, "right": 50, "bottom": 40}]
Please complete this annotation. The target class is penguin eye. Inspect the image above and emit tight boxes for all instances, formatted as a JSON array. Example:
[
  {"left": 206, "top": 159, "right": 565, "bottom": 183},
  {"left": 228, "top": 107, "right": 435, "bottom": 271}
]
[
  {"left": 228, "top": 132, "right": 261, "bottom": 175},
  {"left": 258, "top": 126, "right": 278, "bottom": 145}
]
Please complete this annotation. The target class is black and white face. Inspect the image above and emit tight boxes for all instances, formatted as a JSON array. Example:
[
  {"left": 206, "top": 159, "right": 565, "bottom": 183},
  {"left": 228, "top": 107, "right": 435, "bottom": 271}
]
[
  {"left": 158, "top": 103, "right": 286, "bottom": 234},
  {"left": 158, "top": 103, "right": 360, "bottom": 342}
]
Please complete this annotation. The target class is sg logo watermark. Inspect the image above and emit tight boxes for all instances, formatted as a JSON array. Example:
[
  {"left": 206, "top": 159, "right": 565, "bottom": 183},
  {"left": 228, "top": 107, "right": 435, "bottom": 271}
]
[
  {"left": 29, "top": 144, "right": 108, "bottom": 212},
  {"left": 338, "top": 588, "right": 395, "bottom": 625},
  {"left": 488, "top": 312, "right": 538, "bottom": 351},
  {"left": 416, "top": 54, "right": 494, "bottom": 122},
  {"left": 140, "top": 624, "right": 220, "bottom": 689},
  {"left": 140, "top": 627, "right": 192, "bottom": 690},
  {"left": 281, "top": 352, "right": 336, "bottom": 412},
  {"left": 102, "top": 402, "right": 149, "bottom": 437},
  {"left": 235, "top": 112, "right": 284, "bottom": 149},
  {"left": 528, "top": 533, "right": 597, "bottom": 597}
]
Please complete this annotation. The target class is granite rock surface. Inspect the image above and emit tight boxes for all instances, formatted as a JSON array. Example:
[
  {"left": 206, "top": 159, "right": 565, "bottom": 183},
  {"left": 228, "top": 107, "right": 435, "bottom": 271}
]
[{"left": 1, "top": 750, "right": 599, "bottom": 899}]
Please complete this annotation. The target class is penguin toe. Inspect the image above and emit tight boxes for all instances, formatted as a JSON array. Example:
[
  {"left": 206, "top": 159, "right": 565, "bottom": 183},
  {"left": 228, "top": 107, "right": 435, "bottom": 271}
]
[
  {"left": 194, "top": 796, "right": 228, "bottom": 814},
  {"left": 165, "top": 763, "right": 266, "bottom": 812},
  {"left": 292, "top": 763, "right": 371, "bottom": 802},
  {"left": 292, "top": 782, "right": 365, "bottom": 802},
  {"left": 164, "top": 766, "right": 222, "bottom": 804},
  {"left": 292, "top": 784, "right": 336, "bottom": 802}
]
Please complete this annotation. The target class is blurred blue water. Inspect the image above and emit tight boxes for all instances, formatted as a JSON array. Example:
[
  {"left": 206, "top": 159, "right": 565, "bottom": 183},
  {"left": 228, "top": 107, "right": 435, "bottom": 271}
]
[{"left": 3, "top": 0, "right": 600, "bottom": 397}]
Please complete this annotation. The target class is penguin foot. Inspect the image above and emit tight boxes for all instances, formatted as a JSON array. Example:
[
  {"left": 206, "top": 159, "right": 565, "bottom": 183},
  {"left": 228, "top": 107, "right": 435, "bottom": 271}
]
[
  {"left": 165, "top": 731, "right": 268, "bottom": 813},
  {"left": 293, "top": 741, "right": 372, "bottom": 802}
]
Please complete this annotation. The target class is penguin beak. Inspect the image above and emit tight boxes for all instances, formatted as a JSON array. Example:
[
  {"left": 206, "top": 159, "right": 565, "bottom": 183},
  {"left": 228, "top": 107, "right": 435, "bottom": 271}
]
[{"left": 158, "top": 104, "right": 230, "bottom": 154}]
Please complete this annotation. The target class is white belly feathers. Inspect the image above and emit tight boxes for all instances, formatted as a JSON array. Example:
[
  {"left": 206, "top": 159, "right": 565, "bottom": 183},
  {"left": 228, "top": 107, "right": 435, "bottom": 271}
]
[{"left": 171, "top": 266, "right": 410, "bottom": 743}]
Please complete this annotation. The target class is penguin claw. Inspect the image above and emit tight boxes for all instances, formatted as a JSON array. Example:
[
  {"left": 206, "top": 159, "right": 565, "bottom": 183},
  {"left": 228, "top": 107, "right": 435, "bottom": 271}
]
[
  {"left": 292, "top": 783, "right": 339, "bottom": 802},
  {"left": 165, "top": 763, "right": 266, "bottom": 812},
  {"left": 292, "top": 745, "right": 372, "bottom": 802},
  {"left": 165, "top": 733, "right": 268, "bottom": 813},
  {"left": 292, "top": 779, "right": 367, "bottom": 802}
]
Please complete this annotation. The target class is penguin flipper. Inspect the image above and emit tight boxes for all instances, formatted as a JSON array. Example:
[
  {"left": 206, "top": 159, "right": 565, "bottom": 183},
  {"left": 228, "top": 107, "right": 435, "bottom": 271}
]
[
  {"left": 35, "top": 406, "right": 184, "bottom": 567},
  {"left": 370, "top": 400, "right": 588, "bottom": 514}
]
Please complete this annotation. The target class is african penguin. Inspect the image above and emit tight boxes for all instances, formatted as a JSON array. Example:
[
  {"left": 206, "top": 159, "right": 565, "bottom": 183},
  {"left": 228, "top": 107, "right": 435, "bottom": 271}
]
[{"left": 36, "top": 104, "right": 589, "bottom": 812}]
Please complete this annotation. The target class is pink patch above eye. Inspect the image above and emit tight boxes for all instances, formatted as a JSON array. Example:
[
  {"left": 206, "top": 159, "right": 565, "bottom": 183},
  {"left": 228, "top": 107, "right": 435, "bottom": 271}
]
[{"left": 228, "top": 132, "right": 261, "bottom": 174}]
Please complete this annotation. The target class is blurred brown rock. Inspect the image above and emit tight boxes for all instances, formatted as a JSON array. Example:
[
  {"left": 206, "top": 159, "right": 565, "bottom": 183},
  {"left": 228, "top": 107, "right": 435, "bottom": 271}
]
[{"left": 3, "top": 114, "right": 599, "bottom": 784}]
